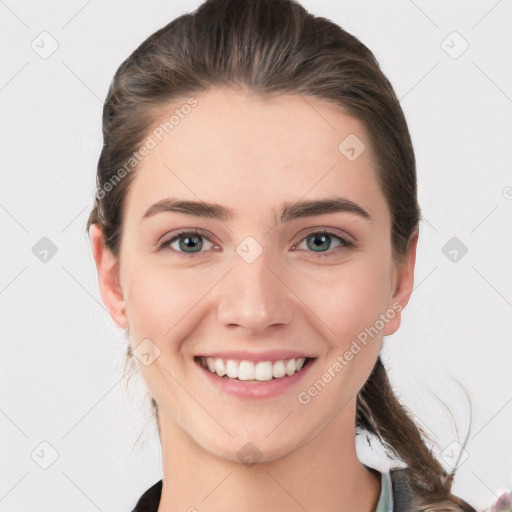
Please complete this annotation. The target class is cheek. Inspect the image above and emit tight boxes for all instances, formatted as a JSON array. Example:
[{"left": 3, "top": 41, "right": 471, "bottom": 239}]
[
  {"left": 293, "top": 258, "right": 392, "bottom": 347},
  {"left": 121, "top": 263, "right": 209, "bottom": 409},
  {"left": 123, "top": 251, "right": 392, "bottom": 343},
  {"left": 122, "top": 261, "right": 209, "bottom": 341},
  {"left": 340, "top": 271, "right": 389, "bottom": 333}
]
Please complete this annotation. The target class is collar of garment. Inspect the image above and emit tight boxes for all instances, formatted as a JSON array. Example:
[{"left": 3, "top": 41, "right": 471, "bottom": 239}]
[{"left": 130, "top": 465, "right": 402, "bottom": 512}]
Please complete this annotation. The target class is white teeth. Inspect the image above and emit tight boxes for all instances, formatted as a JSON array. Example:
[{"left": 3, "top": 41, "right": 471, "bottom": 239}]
[
  {"left": 272, "top": 360, "right": 286, "bottom": 378},
  {"left": 226, "top": 359, "right": 238, "bottom": 379},
  {"left": 254, "top": 361, "right": 273, "bottom": 381},
  {"left": 200, "top": 357, "right": 310, "bottom": 381},
  {"left": 214, "top": 358, "right": 226, "bottom": 377},
  {"left": 285, "top": 359, "right": 296, "bottom": 375},
  {"left": 238, "top": 360, "right": 255, "bottom": 380}
]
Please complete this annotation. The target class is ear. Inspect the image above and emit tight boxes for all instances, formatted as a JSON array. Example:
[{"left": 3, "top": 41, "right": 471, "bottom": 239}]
[
  {"left": 382, "top": 229, "right": 419, "bottom": 336},
  {"left": 89, "top": 224, "right": 128, "bottom": 330}
]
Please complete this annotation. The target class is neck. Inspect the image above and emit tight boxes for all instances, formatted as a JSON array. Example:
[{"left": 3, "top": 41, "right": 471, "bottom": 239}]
[{"left": 156, "top": 401, "right": 381, "bottom": 512}]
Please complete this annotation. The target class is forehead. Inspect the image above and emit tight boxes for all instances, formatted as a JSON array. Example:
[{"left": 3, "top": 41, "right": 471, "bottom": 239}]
[{"left": 124, "top": 87, "right": 387, "bottom": 226}]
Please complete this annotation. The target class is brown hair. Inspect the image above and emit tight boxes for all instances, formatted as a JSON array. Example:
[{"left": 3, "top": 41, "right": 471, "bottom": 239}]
[{"left": 87, "top": 1, "right": 477, "bottom": 510}]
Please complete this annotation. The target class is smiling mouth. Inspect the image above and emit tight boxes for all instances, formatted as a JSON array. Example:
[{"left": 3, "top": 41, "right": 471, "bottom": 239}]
[{"left": 195, "top": 356, "right": 316, "bottom": 382}]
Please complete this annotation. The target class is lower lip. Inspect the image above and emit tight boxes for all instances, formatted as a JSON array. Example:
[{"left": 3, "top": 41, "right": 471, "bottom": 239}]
[{"left": 195, "top": 358, "right": 316, "bottom": 399}]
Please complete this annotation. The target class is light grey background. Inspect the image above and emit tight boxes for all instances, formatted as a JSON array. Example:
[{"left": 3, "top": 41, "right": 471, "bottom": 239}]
[{"left": 1, "top": 0, "right": 511, "bottom": 510}]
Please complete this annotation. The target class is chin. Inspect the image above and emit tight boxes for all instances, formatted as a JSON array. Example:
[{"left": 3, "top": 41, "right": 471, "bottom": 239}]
[{"left": 197, "top": 431, "right": 303, "bottom": 466}]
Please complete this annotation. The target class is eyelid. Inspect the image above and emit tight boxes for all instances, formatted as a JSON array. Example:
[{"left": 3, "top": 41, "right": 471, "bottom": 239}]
[
  {"left": 157, "top": 226, "right": 355, "bottom": 258},
  {"left": 157, "top": 227, "right": 216, "bottom": 247},
  {"left": 293, "top": 225, "right": 354, "bottom": 245}
]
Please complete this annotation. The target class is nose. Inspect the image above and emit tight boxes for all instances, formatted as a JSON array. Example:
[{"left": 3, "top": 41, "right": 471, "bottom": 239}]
[{"left": 216, "top": 247, "right": 294, "bottom": 333}]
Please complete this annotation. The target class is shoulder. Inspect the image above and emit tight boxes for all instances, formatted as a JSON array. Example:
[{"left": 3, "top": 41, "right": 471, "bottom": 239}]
[
  {"left": 389, "top": 468, "right": 415, "bottom": 512},
  {"left": 131, "top": 479, "right": 162, "bottom": 512},
  {"left": 389, "top": 468, "right": 478, "bottom": 512}
]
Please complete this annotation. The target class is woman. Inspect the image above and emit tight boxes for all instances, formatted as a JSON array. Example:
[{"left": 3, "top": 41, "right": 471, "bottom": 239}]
[{"left": 87, "top": 0, "right": 481, "bottom": 510}]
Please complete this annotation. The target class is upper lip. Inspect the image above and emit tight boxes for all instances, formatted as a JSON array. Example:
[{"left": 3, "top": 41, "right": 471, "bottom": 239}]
[{"left": 195, "top": 350, "right": 317, "bottom": 363}]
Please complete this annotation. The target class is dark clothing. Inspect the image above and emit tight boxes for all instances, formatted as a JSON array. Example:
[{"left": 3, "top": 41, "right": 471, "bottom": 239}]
[{"left": 130, "top": 467, "right": 414, "bottom": 512}]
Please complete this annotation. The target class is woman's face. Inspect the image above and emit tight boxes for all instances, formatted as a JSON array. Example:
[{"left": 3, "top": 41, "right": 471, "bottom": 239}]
[{"left": 92, "top": 87, "right": 416, "bottom": 463}]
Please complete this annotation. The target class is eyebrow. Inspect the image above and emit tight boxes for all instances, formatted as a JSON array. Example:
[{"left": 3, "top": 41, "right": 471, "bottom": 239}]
[{"left": 141, "top": 196, "right": 371, "bottom": 223}]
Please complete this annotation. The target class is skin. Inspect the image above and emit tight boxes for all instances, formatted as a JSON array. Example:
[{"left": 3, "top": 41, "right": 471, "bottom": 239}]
[{"left": 90, "top": 86, "right": 418, "bottom": 512}]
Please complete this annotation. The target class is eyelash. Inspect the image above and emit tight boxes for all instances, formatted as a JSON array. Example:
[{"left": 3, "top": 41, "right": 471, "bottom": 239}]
[{"left": 158, "top": 228, "right": 354, "bottom": 259}]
